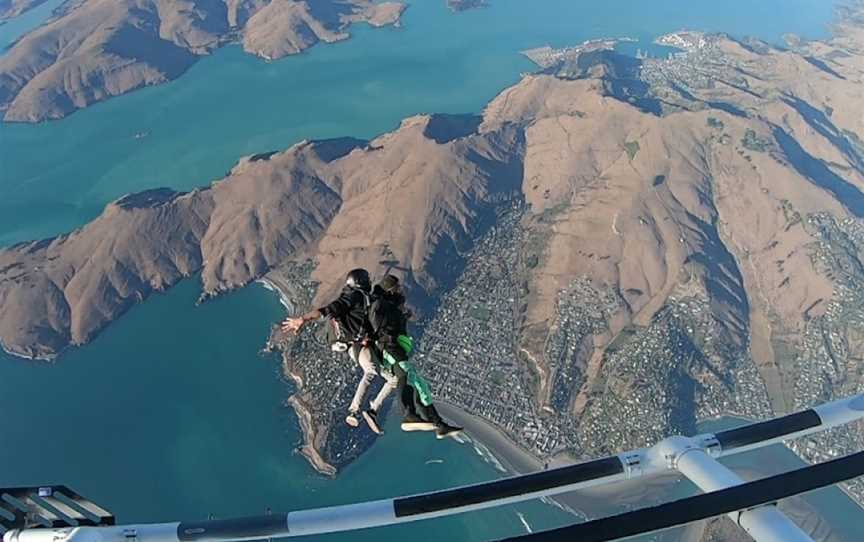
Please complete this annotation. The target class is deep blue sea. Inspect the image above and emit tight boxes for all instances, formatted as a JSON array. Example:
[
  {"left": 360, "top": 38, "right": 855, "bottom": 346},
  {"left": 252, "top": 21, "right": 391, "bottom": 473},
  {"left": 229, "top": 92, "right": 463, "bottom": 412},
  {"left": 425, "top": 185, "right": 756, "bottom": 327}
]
[{"left": 0, "top": 1, "right": 858, "bottom": 540}]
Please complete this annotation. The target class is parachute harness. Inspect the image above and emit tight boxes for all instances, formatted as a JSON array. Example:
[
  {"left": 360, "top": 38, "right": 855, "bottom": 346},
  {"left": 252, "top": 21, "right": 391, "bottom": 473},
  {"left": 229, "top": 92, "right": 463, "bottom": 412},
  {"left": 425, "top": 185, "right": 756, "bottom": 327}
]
[{"left": 380, "top": 335, "right": 433, "bottom": 406}]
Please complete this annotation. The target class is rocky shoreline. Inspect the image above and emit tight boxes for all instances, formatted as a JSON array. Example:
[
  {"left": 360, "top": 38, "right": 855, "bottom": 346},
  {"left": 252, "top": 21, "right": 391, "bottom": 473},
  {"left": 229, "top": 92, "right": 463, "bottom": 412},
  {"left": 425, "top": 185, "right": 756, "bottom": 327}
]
[
  {"left": 286, "top": 394, "right": 337, "bottom": 476},
  {"left": 261, "top": 277, "right": 338, "bottom": 477}
]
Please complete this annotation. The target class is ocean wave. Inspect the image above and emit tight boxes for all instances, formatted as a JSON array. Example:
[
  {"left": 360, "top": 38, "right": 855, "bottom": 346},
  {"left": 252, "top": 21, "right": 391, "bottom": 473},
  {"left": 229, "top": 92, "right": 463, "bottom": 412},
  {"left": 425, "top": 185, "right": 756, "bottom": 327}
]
[{"left": 257, "top": 279, "right": 294, "bottom": 312}]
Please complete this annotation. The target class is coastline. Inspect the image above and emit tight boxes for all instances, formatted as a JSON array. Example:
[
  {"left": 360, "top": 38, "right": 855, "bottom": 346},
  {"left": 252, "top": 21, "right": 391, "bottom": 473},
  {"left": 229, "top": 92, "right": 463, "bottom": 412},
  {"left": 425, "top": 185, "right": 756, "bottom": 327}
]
[
  {"left": 287, "top": 393, "right": 337, "bottom": 476},
  {"left": 257, "top": 278, "right": 294, "bottom": 312},
  {"left": 276, "top": 333, "right": 336, "bottom": 476},
  {"left": 262, "top": 262, "right": 697, "bottom": 516},
  {"left": 436, "top": 401, "right": 545, "bottom": 474},
  {"left": 0, "top": 337, "right": 59, "bottom": 362},
  {"left": 262, "top": 274, "right": 342, "bottom": 478},
  {"left": 261, "top": 276, "right": 334, "bottom": 476}
]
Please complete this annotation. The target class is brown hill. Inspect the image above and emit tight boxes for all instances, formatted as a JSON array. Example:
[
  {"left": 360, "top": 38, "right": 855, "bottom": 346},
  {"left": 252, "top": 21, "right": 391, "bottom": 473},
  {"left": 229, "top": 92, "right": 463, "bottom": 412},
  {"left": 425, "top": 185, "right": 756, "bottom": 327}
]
[
  {"left": 0, "top": 188, "right": 213, "bottom": 359},
  {"left": 0, "top": 0, "right": 405, "bottom": 122}
]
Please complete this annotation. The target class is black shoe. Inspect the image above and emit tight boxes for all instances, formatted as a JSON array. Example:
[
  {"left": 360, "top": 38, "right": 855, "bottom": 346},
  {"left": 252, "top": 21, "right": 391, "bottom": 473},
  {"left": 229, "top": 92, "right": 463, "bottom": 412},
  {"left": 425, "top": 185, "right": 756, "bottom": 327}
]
[
  {"left": 401, "top": 414, "right": 437, "bottom": 432},
  {"left": 435, "top": 423, "right": 463, "bottom": 440},
  {"left": 362, "top": 409, "right": 383, "bottom": 435}
]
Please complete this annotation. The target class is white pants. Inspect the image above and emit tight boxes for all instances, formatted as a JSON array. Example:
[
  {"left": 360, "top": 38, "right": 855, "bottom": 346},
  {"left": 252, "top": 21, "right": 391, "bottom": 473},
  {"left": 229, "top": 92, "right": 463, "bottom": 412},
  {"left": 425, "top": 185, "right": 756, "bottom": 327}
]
[{"left": 348, "top": 345, "right": 398, "bottom": 413}]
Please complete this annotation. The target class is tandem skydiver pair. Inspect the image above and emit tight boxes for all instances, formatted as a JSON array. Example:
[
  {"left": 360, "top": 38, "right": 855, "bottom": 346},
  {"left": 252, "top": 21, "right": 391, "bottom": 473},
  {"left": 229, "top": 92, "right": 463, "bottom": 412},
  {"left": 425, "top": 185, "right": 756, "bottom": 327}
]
[{"left": 281, "top": 269, "right": 462, "bottom": 440}]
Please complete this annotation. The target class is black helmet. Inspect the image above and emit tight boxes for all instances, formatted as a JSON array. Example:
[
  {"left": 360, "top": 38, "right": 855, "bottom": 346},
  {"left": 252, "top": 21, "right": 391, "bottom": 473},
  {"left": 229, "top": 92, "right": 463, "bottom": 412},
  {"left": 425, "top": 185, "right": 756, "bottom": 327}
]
[
  {"left": 346, "top": 268, "right": 371, "bottom": 291},
  {"left": 379, "top": 274, "right": 400, "bottom": 293}
]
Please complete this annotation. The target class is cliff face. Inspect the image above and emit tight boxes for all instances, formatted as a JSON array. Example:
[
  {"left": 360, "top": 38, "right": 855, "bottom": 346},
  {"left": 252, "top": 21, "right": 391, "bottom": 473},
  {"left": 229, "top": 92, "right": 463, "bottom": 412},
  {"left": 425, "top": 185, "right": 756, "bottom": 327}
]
[
  {"left": 2, "top": 4, "right": 864, "bottom": 480},
  {"left": 0, "top": 0, "right": 406, "bottom": 122}
]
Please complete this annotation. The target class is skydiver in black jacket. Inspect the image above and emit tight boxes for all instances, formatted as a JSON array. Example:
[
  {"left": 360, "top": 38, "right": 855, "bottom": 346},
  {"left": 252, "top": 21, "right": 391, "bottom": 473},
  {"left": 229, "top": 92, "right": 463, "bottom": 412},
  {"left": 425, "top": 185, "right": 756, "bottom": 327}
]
[
  {"left": 282, "top": 268, "right": 398, "bottom": 433},
  {"left": 369, "top": 274, "right": 462, "bottom": 439}
]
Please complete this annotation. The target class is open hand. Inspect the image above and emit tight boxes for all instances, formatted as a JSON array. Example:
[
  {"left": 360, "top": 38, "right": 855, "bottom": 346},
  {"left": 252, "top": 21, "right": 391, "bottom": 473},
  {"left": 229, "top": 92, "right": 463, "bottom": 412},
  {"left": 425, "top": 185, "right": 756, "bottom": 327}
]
[{"left": 281, "top": 317, "right": 305, "bottom": 334}]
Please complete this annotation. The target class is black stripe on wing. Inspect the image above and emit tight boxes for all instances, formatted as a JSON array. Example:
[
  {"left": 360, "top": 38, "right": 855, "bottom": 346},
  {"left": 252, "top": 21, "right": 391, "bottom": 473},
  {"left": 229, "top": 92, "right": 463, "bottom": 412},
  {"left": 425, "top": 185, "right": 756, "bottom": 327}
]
[
  {"left": 394, "top": 456, "right": 624, "bottom": 517},
  {"left": 714, "top": 409, "right": 822, "bottom": 450},
  {"left": 497, "top": 451, "right": 864, "bottom": 542}
]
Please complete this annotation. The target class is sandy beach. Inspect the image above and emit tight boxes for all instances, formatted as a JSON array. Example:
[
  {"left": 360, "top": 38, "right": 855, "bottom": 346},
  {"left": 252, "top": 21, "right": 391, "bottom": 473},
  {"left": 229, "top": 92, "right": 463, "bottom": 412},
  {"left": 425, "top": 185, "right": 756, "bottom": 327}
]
[
  {"left": 257, "top": 278, "right": 295, "bottom": 312},
  {"left": 436, "top": 401, "right": 544, "bottom": 474}
]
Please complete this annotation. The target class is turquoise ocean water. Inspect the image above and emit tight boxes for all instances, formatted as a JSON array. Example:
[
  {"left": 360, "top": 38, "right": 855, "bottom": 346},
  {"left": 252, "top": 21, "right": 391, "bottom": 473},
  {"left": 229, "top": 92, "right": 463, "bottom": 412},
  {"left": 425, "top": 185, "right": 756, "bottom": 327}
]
[
  {"left": 0, "top": 0, "right": 67, "bottom": 48},
  {"left": 0, "top": 0, "right": 858, "bottom": 539}
]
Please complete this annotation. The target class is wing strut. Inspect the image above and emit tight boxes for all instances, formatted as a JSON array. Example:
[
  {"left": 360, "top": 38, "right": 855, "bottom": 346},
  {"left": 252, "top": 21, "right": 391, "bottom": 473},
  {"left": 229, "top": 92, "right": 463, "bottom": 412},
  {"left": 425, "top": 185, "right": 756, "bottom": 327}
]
[
  {"left": 3, "top": 393, "right": 864, "bottom": 542},
  {"left": 497, "top": 450, "right": 864, "bottom": 542}
]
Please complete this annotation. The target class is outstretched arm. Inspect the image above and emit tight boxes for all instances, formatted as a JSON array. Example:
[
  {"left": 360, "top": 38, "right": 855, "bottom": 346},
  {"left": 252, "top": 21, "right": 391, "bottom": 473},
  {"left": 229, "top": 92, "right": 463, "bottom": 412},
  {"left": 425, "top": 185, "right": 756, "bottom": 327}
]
[
  {"left": 281, "top": 309, "right": 322, "bottom": 334},
  {"left": 281, "top": 289, "right": 357, "bottom": 334}
]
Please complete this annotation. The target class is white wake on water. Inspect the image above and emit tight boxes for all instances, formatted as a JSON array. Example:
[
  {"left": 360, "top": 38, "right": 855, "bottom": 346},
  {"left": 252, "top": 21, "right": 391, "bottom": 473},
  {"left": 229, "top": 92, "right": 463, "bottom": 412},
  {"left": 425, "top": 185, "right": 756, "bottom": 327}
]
[{"left": 516, "top": 512, "right": 533, "bottom": 533}]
